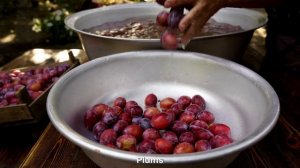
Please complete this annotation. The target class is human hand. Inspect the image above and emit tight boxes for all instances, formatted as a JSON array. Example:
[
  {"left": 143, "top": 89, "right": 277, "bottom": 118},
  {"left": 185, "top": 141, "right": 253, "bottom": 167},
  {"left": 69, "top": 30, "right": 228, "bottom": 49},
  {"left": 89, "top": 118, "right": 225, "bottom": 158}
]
[{"left": 161, "top": 0, "right": 226, "bottom": 46}]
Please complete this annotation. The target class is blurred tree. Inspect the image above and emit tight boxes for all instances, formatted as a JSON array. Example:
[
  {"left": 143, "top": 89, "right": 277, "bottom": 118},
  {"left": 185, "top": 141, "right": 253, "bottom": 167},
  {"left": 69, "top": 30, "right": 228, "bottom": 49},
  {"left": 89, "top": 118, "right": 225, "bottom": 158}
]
[{"left": 31, "top": 0, "right": 148, "bottom": 44}]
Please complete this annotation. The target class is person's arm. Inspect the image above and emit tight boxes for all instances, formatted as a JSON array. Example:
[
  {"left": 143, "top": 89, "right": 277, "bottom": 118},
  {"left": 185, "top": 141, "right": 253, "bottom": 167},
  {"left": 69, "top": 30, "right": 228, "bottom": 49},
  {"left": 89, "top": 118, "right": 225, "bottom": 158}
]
[
  {"left": 163, "top": 0, "right": 283, "bottom": 45},
  {"left": 225, "top": 0, "right": 282, "bottom": 8}
]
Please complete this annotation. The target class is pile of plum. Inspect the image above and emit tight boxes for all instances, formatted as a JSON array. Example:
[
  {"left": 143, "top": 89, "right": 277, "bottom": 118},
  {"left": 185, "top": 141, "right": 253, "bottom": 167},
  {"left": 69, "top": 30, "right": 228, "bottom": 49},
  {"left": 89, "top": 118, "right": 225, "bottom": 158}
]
[
  {"left": 0, "top": 64, "right": 70, "bottom": 107},
  {"left": 84, "top": 93, "right": 232, "bottom": 154}
]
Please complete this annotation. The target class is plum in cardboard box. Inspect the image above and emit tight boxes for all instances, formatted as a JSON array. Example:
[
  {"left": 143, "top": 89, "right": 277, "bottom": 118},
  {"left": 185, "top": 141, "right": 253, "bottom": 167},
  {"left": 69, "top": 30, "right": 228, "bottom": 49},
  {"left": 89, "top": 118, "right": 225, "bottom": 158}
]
[{"left": 0, "top": 51, "right": 80, "bottom": 127}]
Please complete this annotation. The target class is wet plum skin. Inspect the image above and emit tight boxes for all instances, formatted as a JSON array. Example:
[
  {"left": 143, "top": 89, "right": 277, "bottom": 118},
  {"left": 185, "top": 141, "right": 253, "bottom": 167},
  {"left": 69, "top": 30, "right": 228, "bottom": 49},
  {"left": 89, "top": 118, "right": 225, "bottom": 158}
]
[{"left": 84, "top": 94, "right": 233, "bottom": 154}]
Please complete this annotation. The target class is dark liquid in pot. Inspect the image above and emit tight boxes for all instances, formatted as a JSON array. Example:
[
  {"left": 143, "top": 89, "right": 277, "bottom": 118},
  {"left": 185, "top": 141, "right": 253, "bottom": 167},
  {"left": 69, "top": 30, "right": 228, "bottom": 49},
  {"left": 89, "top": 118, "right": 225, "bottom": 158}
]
[{"left": 85, "top": 16, "right": 243, "bottom": 39}]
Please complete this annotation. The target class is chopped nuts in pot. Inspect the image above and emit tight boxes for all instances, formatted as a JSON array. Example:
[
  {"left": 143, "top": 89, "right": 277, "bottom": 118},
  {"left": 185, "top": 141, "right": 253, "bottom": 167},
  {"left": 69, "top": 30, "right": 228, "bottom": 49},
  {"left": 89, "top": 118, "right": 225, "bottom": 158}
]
[{"left": 85, "top": 16, "right": 243, "bottom": 39}]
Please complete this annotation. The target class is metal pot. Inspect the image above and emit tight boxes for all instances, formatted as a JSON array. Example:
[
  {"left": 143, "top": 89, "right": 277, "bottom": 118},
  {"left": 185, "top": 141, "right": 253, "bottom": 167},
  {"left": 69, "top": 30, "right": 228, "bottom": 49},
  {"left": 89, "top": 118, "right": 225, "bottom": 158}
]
[
  {"left": 65, "top": 3, "right": 267, "bottom": 60},
  {"left": 47, "top": 50, "right": 279, "bottom": 168}
]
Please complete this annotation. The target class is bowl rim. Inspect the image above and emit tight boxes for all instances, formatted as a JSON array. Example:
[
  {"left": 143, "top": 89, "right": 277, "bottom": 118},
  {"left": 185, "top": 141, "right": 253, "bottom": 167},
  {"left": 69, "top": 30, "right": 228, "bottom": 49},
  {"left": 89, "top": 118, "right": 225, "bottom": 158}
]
[
  {"left": 47, "top": 50, "right": 279, "bottom": 163},
  {"left": 64, "top": 2, "right": 268, "bottom": 41}
]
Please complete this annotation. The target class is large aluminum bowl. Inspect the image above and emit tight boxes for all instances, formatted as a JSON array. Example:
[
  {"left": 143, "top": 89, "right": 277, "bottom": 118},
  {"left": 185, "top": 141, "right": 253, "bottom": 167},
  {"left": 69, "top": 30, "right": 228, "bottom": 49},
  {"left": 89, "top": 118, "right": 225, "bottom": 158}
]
[
  {"left": 47, "top": 50, "right": 279, "bottom": 168},
  {"left": 65, "top": 3, "right": 267, "bottom": 60}
]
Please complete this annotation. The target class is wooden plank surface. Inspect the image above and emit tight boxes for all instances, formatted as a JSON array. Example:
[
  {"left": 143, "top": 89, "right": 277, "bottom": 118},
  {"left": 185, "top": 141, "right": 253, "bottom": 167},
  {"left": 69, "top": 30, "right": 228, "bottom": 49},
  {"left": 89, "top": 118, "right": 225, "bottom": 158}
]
[
  {"left": 20, "top": 123, "right": 99, "bottom": 168},
  {"left": 19, "top": 115, "right": 300, "bottom": 168}
]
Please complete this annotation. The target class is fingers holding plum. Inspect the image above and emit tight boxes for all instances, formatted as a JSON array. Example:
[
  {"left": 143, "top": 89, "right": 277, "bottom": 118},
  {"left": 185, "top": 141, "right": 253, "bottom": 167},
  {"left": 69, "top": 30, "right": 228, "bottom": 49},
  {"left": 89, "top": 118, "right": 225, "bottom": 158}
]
[
  {"left": 157, "top": 2, "right": 191, "bottom": 49},
  {"left": 158, "top": 0, "right": 226, "bottom": 49},
  {"left": 156, "top": 0, "right": 166, "bottom": 6},
  {"left": 164, "top": 0, "right": 197, "bottom": 8},
  {"left": 168, "top": 7, "right": 184, "bottom": 28},
  {"left": 158, "top": 6, "right": 184, "bottom": 49},
  {"left": 179, "top": 0, "right": 223, "bottom": 42}
]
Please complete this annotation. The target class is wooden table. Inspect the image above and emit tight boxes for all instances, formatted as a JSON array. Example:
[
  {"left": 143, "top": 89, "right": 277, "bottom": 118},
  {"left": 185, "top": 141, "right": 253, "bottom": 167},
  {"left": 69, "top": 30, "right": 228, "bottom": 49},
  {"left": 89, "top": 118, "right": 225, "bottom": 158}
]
[{"left": 19, "top": 116, "right": 300, "bottom": 168}]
